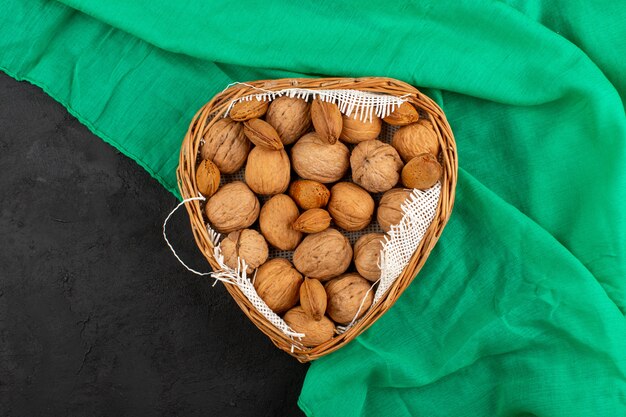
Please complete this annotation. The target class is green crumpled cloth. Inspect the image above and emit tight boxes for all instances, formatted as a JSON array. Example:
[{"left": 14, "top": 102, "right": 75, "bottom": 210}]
[{"left": 2, "top": 0, "right": 625, "bottom": 415}]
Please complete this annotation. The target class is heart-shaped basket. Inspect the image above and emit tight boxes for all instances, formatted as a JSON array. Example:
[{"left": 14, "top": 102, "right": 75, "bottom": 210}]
[{"left": 177, "top": 77, "right": 457, "bottom": 362}]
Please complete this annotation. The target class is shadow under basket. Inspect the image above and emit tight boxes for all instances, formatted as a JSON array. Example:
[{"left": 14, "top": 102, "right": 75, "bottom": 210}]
[{"left": 177, "top": 77, "right": 458, "bottom": 362}]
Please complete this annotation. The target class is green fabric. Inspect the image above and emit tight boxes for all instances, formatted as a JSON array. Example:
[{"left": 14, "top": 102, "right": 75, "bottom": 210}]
[{"left": 2, "top": 0, "right": 625, "bottom": 415}]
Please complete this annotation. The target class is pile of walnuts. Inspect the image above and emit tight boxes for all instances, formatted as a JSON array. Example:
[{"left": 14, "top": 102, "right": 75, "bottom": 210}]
[{"left": 196, "top": 95, "right": 441, "bottom": 347}]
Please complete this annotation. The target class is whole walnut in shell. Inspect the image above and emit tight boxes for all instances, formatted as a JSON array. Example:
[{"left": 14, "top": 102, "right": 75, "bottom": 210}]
[
  {"left": 266, "top": 97, "right": 311, "bottom": 145},
  {"left": 254, "top": 258, "right": 303, "bottom": 314},
  {"left": 376, "top": 188, "right": 412, "bottom": 232},
  {"left": 350, "top": 140, "right": 404, "bottom": 193},
  {"left": 195, "top": 159, "right": 220, "bottom": 198},
  {"left": 205, "top": 181, "right": 260, "bottom": 233},
  {"left": 339, "top": 113, "right": 382, "bottom": 144},
  {"left": 300, "top": 278, "right": 327, "bottom": 321},
  {"left": 383, "top": 102, "right": 419, "bottom": 126},
  {"left": 220, "top": 229, "right": 268, "bottom": 274},
  {"left": 354, "top": 233, "right": 385, "bottom": 281},
  {"left": 259, "top": 194, "right": 302, "bottom": 250},
  {"left": 327, "top": 182, "right": 374, "bottom": 231},
  {"left": 291, "top": 133, "right": 350, "bottom": 183},
  {"left": 283, "top": 306, "right": 335, "bottom": 347},
  {"left": 289, "top": 180, "right": 330, "bottom": 210},
  {"left": 392, "top": 122, "right": 440, "bottom": 162},
  {"left": 245, "top": 146, "right": 290, "bottom": 195},
  {"left": 325, "top": 273, "right": 374, "bottom": 325},
  {"left": 293, "top": 228, "right": 352, "bottom": 281},
  {"left": 401, "top": 153, "right": 442, "bottom": 189},
  {"left": 200, "top": 117, "right": 250, "bottom": 174}
]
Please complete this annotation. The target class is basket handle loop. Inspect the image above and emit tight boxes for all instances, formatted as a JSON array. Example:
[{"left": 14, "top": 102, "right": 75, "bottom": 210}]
[{"left": 162, "top": 195, "right": 212, "bottom": 276}]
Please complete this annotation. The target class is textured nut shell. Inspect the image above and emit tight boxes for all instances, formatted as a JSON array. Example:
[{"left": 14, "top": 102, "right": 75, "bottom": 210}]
[
  {"left": 283, "top": 307, "right": 334, "bottom": 347},
  {"left": 311, "top": 98, "right": 342, "bottom": 144},
  {"left": 392, "top": 122, "right": 440, "bottom": 162},
  {"left": 220, "top": 229, "right": 268, "bottom": 274},
  {"left": 243, "top": 118, "right": 283, "bottom": 150},
  {"left": 205, "top": 181, "right": 260, "bottom": 233},
  {"left": 245, "top": 147, "right": 290, "bottom": 195},
  {"left": 195, "top": 159, "right": 220, "bottom": 198},
  {"left": 266, "top": 97, "right": 311, "bottom": 145},
  {"left": 354, "top": 233, "right": 385, "bottom": 281},
  {"left": 292, "top": 209, "right": 331, "bottom": 233},
  {"left": 376, "top": 188, "right": 412, "bottom": 232},
  {"left": 383, "top": 102, "right": 419, "bottom": 126},
  {"left": 288, "top": 180, "right": 330, "bottom": 210},
  {"left": 339, "top": 113, "right": 382, "bottom": 144},
  {"left": 254, "top": 258, "right": 303, "bottom": 314},
  {"left": 259, "top": 194, "right": 302, "bottom": 250},
  {"left": 293, "top": 228, "right": 352, "bottom": 280},
  {"left": 350, "top": 140, "right": 404, "bottom": 193},
  {"left": 401, "top": 153, "right": 442, "bottom": 189},
  {"left": 325, "top": 273, "right": 374, "bottom": 325},
  {"left": 291, "top": 133, "right": 350, "bottom": 183},
  {"left": 200, "top": 118, "right": 250, "bottom": 174},
  {"left": 300, "top": 278, "right": 327, "bottom": 321},
  {"left": 327, "top": 182, "right": 374, "bottom": 231},
  {"left": 229, "top": 98, "right": 269, "bottom": 121}
]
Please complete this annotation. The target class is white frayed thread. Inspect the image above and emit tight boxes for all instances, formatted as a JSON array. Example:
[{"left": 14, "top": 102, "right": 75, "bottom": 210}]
[
  {"left": 163, "top": 195, "right": 212, "bottom": 277},
  {"left": 223, "top": 82, "right": 409, "bottom": 123}
]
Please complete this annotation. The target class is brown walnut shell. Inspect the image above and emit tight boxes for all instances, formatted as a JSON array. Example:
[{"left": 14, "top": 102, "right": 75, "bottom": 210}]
[
  {"left": 339, "top": 113, "right": 382, "bottom": 144},
  {"left": 350, "top": 140, "right": 404, "bottom": 193},
  {"left": 325, "top": 273, "right": 374, "bottom": 325},
  {"left": 283, "top": 306, "right": 335, "bottom": 347},
  {"left": 195, "top": 159, "right": 220, "bottom": 198},
  {"left": 311, "top": 98, "right": 342, "bottom": 144},
  {"left": 205, "top": 181, "right": 260, "bottom": 233},
  {"left": 220, "top": 229, "right": 268, "bottom": 274},
  {"left": 288, "top": 180, "right": 330, "bottom": 210},
  {"left": 291, "top": 132, "right": 350, "bottom": 183},
  {"left": 259, "top": 194, "right": 302, "bottom": 250},
  {"left": 245, "top": 146, "right": 290, "bottom": 195},
  {"left": 265, "top": 96, "right": 311, "bottom": 145},
  {"left": 293, "top": 228, "right": 352, "bottom": 280},
  {"left": 383, "top": 102, "right": 419, "bottom": 126},
  {"left": 376, "top": 188, "right": 412, "bottom": 232},
  {"left": 401, "top": 153, "right": 442, "bottom": 189},
  {"left": 392, "top": 122, "right": 440, "bottom": 162},
  {"left": 293, "top": 209, "right": 331, "bottom": 234},
  {"left": 229, "top": 97, "right": 269, "bottom": 121},
  {"left": 353, "top": 233, "right": 386, "bottom": 281},
  {"left": 200, "top": 118, "right": 250, "bottom": 174},
  {"left": 327, "top": 182, "right": 374, "bottom": 231},
  {"left": 243, "top": 118, "right": 283, "bottom": 150},
  {"left": 300, "top": 278, "right": 327, "bottom": 321},
  {"left": 254, "top": 258, "right": 303, "bottom": 314}
]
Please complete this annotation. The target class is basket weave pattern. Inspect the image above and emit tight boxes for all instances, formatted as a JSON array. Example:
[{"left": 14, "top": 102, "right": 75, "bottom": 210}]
[{"left": 177, "top": 77, "right": 457, "bottom": 362}]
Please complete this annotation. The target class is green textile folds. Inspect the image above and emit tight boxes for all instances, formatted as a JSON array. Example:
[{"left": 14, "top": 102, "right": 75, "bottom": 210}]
[{"left": 2, "top": 0, "right": 625, "bottom": 415}]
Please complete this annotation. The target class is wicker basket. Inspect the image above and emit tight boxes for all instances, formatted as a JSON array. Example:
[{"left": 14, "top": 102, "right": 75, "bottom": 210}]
[{"left": 177, "top": 77, "right": 457, "bottom": 362}]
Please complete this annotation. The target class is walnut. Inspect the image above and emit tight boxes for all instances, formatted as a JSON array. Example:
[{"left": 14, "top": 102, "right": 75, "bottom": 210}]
[
  {"left": 383, "top": 102, "right": 419, "bottom": 126},
  {"left": 244, "top": 146, "right": 290, "bottom": 195},
  {"left": 242, "top": 118, "right": 283, "bottom": 150},
  {"left": 325, "top": 273, "right": 374, "bottom": 325},
  {"left": 288, "top": 180, "right": 330, "bottom": 210},
  {"left": 327, "top": 182, "right": 374, "bottom": 231},
  {"left": 339, "top": 113, "right": 382, "bottom": 144},
  {"left": 376, "top": 188, "right": 412, "bottom": 232},
  {"left": 300, "top": 278, "right": 327, "bottom": 321},
  {"left": 229, "top": 97, "right": 269, "bottom": 121},
  {"left": 311, "top": 98, "right": 342, "bottom": 144},
  {"left": 401, "top": 153, "right": 442, "bottom": 189},
  {"left": 254, "top": 258, "right": 302, "bottom": 314},
  {"left": 205, "top": 181, "right": 259, "bottom": 233},
  {"left": 293, "top": 228, "right": 352, "bottom": 280},
  {"left": 195, "top": 159, "right": 220, "bottom": 198},
  {"left": 291, "top": 132, "right": 350, "bottom": 183},
  {"left": 353, "top": 233, "right": 385, "bottom": 281},
  {"left": 350, "top": 140, "right": 404, "bottom": 193},
  {"left": 283, "top": 306, "right": 335, "bottom": 347},
  {"left": 220, "top": 229, "right": 268, "bottom": 274},
  {"left": 265, "top": 97, "right": 311, "bottom": 145},
  {"left": 392, "top": 122, "right": 440, "bottom": 162},
  {"left": 200, "top": 117, "right": 250, "bottom": 174},
  {"left": 259, "top": 194, "right": 302, "bottom": 250},
  {"left": 292, "top": 209, "right": 331, "bottom": 234}
]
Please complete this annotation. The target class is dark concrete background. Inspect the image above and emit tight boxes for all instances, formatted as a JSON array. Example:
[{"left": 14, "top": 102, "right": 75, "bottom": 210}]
[{"left": 0, "top": 73, "right": 307, "bottom": 417}]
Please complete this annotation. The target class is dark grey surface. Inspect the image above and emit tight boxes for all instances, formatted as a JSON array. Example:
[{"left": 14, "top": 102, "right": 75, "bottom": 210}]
[{"left": 0, "top": 73, "right": 307, "bottom": 417}]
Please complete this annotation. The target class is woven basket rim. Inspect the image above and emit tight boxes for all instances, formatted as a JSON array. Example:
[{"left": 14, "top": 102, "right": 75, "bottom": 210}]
[{"left": 176, "top": 76, "right": 458, "bottom": 362}]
